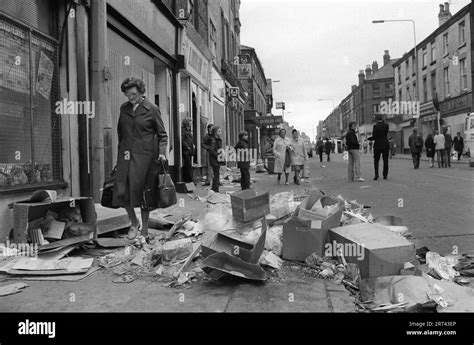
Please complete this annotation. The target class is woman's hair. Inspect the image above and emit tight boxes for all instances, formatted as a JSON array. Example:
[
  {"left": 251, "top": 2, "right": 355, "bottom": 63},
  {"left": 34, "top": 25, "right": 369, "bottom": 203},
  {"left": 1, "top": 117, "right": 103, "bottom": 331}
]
[
  {"left": 238, "top": 131, "right": 248, "bottom": 140},
  {"left": 121, "top": 77, "right": 146, "bottom": 94},
  {"left": 279, "top": 129, "right": 286, "bottom": 135},
  {"left": 292, "top": 129, "right": 298, "bottom": 134},
  {"left": 207, "top": 124, "right": 214, "bottom": 131},
  {"left": 182, "top": 118, "right": 191, "bottom": 129},
  {"left": 211, "top": 125, "right": 221, "bottom": 135}
]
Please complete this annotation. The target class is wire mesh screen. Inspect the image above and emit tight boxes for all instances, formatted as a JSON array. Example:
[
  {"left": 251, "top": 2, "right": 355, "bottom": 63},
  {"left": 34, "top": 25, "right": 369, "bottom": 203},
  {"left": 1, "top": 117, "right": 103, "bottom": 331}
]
[{"left": 0, "top": 14, "right": 61, "bottom": 189}]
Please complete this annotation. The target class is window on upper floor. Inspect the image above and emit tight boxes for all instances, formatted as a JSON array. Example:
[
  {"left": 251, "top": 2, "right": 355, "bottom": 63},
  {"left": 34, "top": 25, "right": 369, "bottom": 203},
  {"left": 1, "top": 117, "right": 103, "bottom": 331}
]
[
  {"left": 443, "top": 33, "right": 448, "bottom": 55},
  {"left": 444, "top": 67, "right": 449, "bottom": 97},
  {"left": 405, "top": 60, "right": 409, "bottom": 78},
  {"left": 209, "top": 19, "right": 217, "bottom": 56},
  {"left": 460, "top": 59, "right": 467, "bottom": 90},
  {"left": 397, "top": 67, "right": 401, "bottom": 84},
  {"left": 188, "top": 0, "right": 195, "bottom": 26},
  {"left": 406, "top": 85, "right": 411, "bottom": 100},
  {"left": 422, "top": 76, "right": 427, "bottom": 103},
  {"left": 422, "top": 49, "right": 427, "bottom": 68},
  {"left": 459, "top": 21, "right": 465, "bottom": 44},
  {"left": 372, "top": 84, "right": 381, "bottom": 98},
  {"left": 431, "top": 71, "right": 437, "bottom": 98},
  {"left": 431, "top": 41, "right": 436, "bottom": 63}
]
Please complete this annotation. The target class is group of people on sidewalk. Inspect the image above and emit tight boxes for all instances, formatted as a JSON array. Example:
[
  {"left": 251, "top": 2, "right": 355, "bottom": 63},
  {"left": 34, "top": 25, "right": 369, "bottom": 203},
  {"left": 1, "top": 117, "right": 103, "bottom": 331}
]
[
  {"left": 273, "top": 128, "right": 308, "bottom": 186},
  {"left": 422, "top": 128, "right": 464, "bottom": 168},
  {"left": 316, "top": 137, "right": 334, "bottom": 163}
]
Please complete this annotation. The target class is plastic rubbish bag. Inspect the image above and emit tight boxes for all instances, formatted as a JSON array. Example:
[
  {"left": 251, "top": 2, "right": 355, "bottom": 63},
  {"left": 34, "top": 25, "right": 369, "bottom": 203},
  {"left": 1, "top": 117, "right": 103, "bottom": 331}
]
[{"left": 265, "top": 225, "right": 283, "bottom": 256}]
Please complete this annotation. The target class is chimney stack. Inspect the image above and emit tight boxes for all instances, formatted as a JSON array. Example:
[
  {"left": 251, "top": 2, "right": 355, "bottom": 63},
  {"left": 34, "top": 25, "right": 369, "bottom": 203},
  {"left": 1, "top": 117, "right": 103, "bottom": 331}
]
[
  {"left": 365, "top": 65, "right": 372, "bottom": 77},
  {"left": 438, "top": 2, "right": 452, "bottom": 26},
  {"left": 372, "top": 61, "right": 379, "bottom": 73},
  {"left": 351, "top": 84, "right": 357, "bottom": 92},
  {"left": 358, "top": 70, "right": 365, "bottom": 85},
  {"left": 383, "top": 50, "right": 391, "bottom": 66}
]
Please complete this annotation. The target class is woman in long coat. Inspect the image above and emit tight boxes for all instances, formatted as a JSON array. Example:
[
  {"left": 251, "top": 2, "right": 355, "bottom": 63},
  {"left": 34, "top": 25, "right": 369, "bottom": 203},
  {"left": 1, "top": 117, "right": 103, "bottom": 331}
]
[
  {"left": 289, "top": 129, "right": 307, "bottom": 185},
  {"left": 181, "top": 118, "right": 194, "bottom": 183},
  {"left": 112, "top": 77, "right": 168, "bottom": 240},
  {"left": 425, "top": 132, "right": 436, "bottom": 168},
  {"left": 273, "top": 128, "right": 291, "bottom": 185}
]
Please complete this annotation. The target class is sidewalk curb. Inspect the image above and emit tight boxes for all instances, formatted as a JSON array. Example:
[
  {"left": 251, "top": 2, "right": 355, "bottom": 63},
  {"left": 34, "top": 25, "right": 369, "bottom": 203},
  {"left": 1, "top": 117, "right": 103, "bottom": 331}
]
[{"left": 390, "top": 155, "right": 469, "bottom": 165}]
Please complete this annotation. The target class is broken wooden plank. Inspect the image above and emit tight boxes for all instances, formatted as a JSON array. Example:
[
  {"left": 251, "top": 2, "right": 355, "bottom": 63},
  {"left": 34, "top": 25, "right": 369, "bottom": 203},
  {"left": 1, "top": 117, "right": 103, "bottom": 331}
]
[
  {"left": 165, "top": 214, "right": 193, "bottom": 240},
  {"left": 173, "top": 242, "right": 202, "bottom": 278}
]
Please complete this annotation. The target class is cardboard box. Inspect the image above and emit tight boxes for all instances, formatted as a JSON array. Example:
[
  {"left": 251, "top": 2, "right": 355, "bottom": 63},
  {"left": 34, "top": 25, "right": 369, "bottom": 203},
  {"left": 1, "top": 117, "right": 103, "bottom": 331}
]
[
  {"left": 202, "top": 217, "right": 267, "bottom": 264},
  {"left": 13, "top": 197, "right": 97, "bottom": 245},
  {"left": 230, "top": 189, "right": 270, "bottom": 222},
  {"left": 282, "top": 193, "right": 343, "bottom": 261},
  {"left": 296, "top": 193, "right": 344, "bottom": 222},
  {"left": 201, "top": 252, "right": 266, "bottom": 281},
  {"left": 329, "top": 223, "right": 416, "bottom": 279},
  {"left": 282, "top": 217, "right": 332, "bottom": 261}
]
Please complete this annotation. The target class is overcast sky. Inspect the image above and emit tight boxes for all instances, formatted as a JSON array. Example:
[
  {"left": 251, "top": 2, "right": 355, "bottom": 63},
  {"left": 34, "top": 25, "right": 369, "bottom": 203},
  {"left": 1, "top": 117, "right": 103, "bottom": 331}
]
[{"left": 240, "top": 0, "right": 471, "bottom": 138}]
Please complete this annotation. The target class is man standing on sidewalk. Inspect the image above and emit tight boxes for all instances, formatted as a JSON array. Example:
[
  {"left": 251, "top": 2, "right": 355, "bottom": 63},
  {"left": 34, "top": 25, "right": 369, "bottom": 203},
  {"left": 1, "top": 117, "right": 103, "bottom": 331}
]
[
  {"left": 368, "top": 115, "right": 389, "bottom": 180},
  {"left": 408, "top": 128, "right": 423, "bottom": 169},
  {"left": 443, "top": 128, "right": 453, "bottom": 168},
  {"left": 453, "top": 132, "right": 464, "bottom": 161},
  {"left": 316, "top": 137, "right": 324, "bottom": 163},
  {"left": 345, "top": 122, "right": 364, "bottom": 182},
  {"left": 434, "top": 129, "right": 447, "bottom": 168}
]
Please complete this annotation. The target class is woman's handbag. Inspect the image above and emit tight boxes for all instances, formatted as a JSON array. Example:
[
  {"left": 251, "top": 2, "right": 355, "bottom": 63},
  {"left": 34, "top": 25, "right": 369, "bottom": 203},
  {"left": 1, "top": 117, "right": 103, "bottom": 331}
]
[
  {"left": 156, "top": 160, "right": 177, "bottom": 209},
  {"left": 101, "top": 166, "right": 119, "bottom": 209}
]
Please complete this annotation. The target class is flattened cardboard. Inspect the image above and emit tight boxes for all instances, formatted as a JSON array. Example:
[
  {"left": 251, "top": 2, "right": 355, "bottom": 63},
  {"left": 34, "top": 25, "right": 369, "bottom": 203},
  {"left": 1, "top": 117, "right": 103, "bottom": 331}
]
[
  {"left": 201, "top": 252, "right": 266, "bottom": 281},
  {"left": 202, "top": 217, "right": 267, "bottom": 264},
  {"left": 38, "top": 233, "right": 93, "bottom": 252},
  {"left": 296, "top": 193, "right": 344, "bottom": 223}
]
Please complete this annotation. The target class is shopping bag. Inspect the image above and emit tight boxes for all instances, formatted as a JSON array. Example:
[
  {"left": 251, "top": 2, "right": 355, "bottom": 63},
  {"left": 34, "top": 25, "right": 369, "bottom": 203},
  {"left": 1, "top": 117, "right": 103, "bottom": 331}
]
[
  {"left": 101, "top": 166, "right": 119, "bottom": 209},
  {"left": 157, "top": 160, "right": 177, "bottom": 209}
]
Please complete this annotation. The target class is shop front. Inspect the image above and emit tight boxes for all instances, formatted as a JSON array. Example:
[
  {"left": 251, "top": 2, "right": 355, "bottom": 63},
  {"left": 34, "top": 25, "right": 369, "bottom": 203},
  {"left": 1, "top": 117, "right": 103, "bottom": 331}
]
[
  {"left": 440, "top": 92, "right": 473, "bottom": 136},
  {"left": 178, "top": 22, "right": 213, "bottom": 175}
]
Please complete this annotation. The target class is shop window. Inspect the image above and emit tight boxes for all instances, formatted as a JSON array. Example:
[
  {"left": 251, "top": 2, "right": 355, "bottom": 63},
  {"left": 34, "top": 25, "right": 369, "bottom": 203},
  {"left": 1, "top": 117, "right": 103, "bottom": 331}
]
[{"left": 0, "top": 14, "right": 62, "bottom": 191}]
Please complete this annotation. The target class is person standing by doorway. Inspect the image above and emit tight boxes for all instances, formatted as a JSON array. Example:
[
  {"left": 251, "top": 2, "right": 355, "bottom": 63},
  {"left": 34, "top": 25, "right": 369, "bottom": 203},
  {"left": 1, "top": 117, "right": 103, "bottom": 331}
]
[
  {"left": 316, "top": 137, "right": 324, "bottom": 163},
  {"left": 289, "top": 129, "right": 307, "bottom": 185},
  {"left": 202, "top": 124, "right": 214, "bottom": 186},
  {"left": 408, "top": 128, "right": 423, "bottom": 169},
  {"left": 324, "top": 137, "right": 332, "bottom": 162},
  {"left": 181, "top": 118, "right": 194, "bottom": 183},
  {"left": 273, "top": 129, "right": 291, "bottom": 185},
  {"left": 434, "top": 129, "right": 446, "bottom": 168},
  {"left": 208, "top": 126, "right": 224, "bottom": 192},
  {"left": 453, "top": 132, "right": 464, "bottom": 161},
  {"left": 443, "top": 128, "right": 453, "bottom": 168},
  {"left": 368, "top": 115, "right": 389, "bottom": 180},
  {"left": 235, "top": 131, "right": 251, "bottom": 191},
  {"left": 425, "top": 132, "right": 436, "bottom": 168},
  {"left": 345, "top": 122, "right": 364, "bottom": 182}
]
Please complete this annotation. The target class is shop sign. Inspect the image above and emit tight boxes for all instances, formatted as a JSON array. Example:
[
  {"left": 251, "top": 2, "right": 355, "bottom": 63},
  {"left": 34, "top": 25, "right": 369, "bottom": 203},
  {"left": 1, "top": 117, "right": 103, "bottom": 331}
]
[
  {"left": 257, "top": 116, "right": 283, "bottom": 127},
  {"left": 440, "top": 93, "right": 472, "bottom": 117}
]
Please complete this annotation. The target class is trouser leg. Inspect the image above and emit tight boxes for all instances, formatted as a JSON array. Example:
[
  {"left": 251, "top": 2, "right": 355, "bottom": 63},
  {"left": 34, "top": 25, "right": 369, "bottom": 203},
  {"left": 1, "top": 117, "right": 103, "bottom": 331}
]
[
  {"left": 353, "top": 150, "right": 361, "bottom": 179},
  {"left": 382, "top": 149, "right": 389, "bottom": 178},
  {"left": 348, "top": 150, "right": 354, "bottom": 181},
  {"left": 211, "top": 166, "right": 220, "bottom": 192},
  {"left": 373, "top": 149, "right": 381, "bottom": 178}
]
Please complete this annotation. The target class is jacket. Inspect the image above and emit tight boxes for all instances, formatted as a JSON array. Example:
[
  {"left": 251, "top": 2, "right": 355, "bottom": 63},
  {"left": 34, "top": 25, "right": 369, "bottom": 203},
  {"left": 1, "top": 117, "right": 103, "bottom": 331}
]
[
  {"left": 368, "top": 121, "right": 389, "bottom": 151},
  {"left": 289, "top": 138, "right": 307, "bottom": 166},
  {"left": 324, "top": 140, "right": 332, "bottom": 153},
  {"left": 235, "top": 139, "right": 250, "bottom": 169},
  {"left": 345, "top": 129, "right": 360, "bottom": 150},
  {"left": 113, "top": 98, "right": 168, "bottom": 208},
  {"left": 202, "top": 133, "right": 212, "bottom": 151},
  {"left": 182, "top": 131, "right": 194, "bottom": 157},
  {"left": 408, "top": 133, "right": 423, "bottom": 153},
  {"left": 434, "top": 134, "right": 445, "bottom": 151},
  {"left": 316, "top": 139, "right": 324, "bottom": 149},
  {"left": 444, "top": 133, "right": 453, "bottom": 150},
  {"left": 453, "top": 136, "right": 464, "bottom": 151},
  {"left": 208, "top": 135, "right": 224, "bottom": 167},
  {"left": 273, "top": 137, "right": 290, "bottom": 173}
]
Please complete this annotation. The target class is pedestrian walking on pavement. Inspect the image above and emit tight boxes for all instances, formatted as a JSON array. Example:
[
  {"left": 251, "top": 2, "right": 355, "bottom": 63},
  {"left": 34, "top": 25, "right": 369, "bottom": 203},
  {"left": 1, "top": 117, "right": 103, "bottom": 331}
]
[
  {"left": 289, "top": 129, "right": 307, "bottom": 185},
  {"left": 316, "top": 137, "right": 324, "bottom": 162},
  {"left": 363, "top": 139, "right": 368, "bottom": 154},
  {"left": 425, "top": 132, "right": 436, "bottom": 167},
  {"left": 368, "top": 114, "right": 389, "bottom": 180},
  {"left": 235, "top": 131, "right": 251, "bottom": 191},
  {"left": 434, "top": 129, "right": 447, "bottom": 168},
  {"left": 202, "top": 124, "right": 214, "bottom": 186},
  {"left": 113, "top": 77, "right": 168, "bottom": 241},
  {"left": 181, "top": 118, "right": 194, "bottom": 183},
  {"left": 324, "top": 137, "right": 332, "bottom": 162},
  {"left": 443, "top": 128, "right": 453, "bottom": 168},
  {"left": 408, "top": 128, "right": 423, "bottom": 169},
  {"left": 273, "top": 128, "right": 291, "bottom": 185},
  {"left": 345, "top": 122, "right": 364, "bottom": 182},
  {"left": 453, "top": 132, "right": 464, "bottom": 161},
  {"left": 208, "top": 125, "right": 224, "bottom": 193}
]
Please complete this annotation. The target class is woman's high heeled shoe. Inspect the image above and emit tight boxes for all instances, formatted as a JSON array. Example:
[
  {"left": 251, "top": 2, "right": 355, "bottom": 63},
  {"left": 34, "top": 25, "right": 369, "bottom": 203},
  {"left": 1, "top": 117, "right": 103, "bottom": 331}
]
[{"left": 127, "top": 224, "right": 141, "bottom": 240}]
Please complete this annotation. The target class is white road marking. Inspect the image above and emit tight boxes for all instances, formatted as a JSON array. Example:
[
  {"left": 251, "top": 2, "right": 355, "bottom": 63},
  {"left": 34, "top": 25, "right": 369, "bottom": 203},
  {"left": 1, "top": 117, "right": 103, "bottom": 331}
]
[{"left": 430, "top": 173, "right": 474, "bottom": 182}]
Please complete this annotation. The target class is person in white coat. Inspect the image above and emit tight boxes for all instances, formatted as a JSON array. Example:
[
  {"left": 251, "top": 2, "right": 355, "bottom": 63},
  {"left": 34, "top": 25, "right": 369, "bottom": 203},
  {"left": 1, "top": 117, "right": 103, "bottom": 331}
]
[
  {"left": 273, "top": 129, "right": 291, "bottom": 185},
  {"left": 289, "top": 129, "right": 308, "bottom": 185}
]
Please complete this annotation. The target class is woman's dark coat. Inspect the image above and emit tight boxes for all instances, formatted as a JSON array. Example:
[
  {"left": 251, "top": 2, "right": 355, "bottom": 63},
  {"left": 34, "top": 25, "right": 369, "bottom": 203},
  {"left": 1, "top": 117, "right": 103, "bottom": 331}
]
[
  {"left": 235, "top": 138, "right": 250, "bottom": 169},
  {"left": 112, "top": 98, "right": 168, "bottom": 208},
  {"left": 425, "top": 135, "right": 436, "bottom": 158}
]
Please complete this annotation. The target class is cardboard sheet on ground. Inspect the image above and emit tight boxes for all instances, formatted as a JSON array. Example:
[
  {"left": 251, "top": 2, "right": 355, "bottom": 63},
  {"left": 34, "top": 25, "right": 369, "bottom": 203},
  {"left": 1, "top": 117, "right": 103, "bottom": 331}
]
[
  {"left": 39, "top": 233, "right": 93, "bottom": 252},
  {"left": 201, "top": 252, "right": 266, "bottom": 281},
  {"left": 4, "top": 267, "right": 101, "bottom": 281},
  {"left": 0, "top": 283, "right": 28, "bottom": 296},
  {"left": 11, "top": 257, "right": 94, "bottom": 272},
  {"left": 360, "top": 275, "right": 474, "bottom": 312},
  {"left": 95, "top": 238, "right": 133, "bottom": 248}
]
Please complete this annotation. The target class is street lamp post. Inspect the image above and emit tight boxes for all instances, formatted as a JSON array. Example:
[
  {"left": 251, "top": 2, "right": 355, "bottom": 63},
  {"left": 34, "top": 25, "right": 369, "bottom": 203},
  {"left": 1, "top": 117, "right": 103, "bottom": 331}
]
[{"left": 372, "top": 19, "right": 420, "bottom": 134}]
